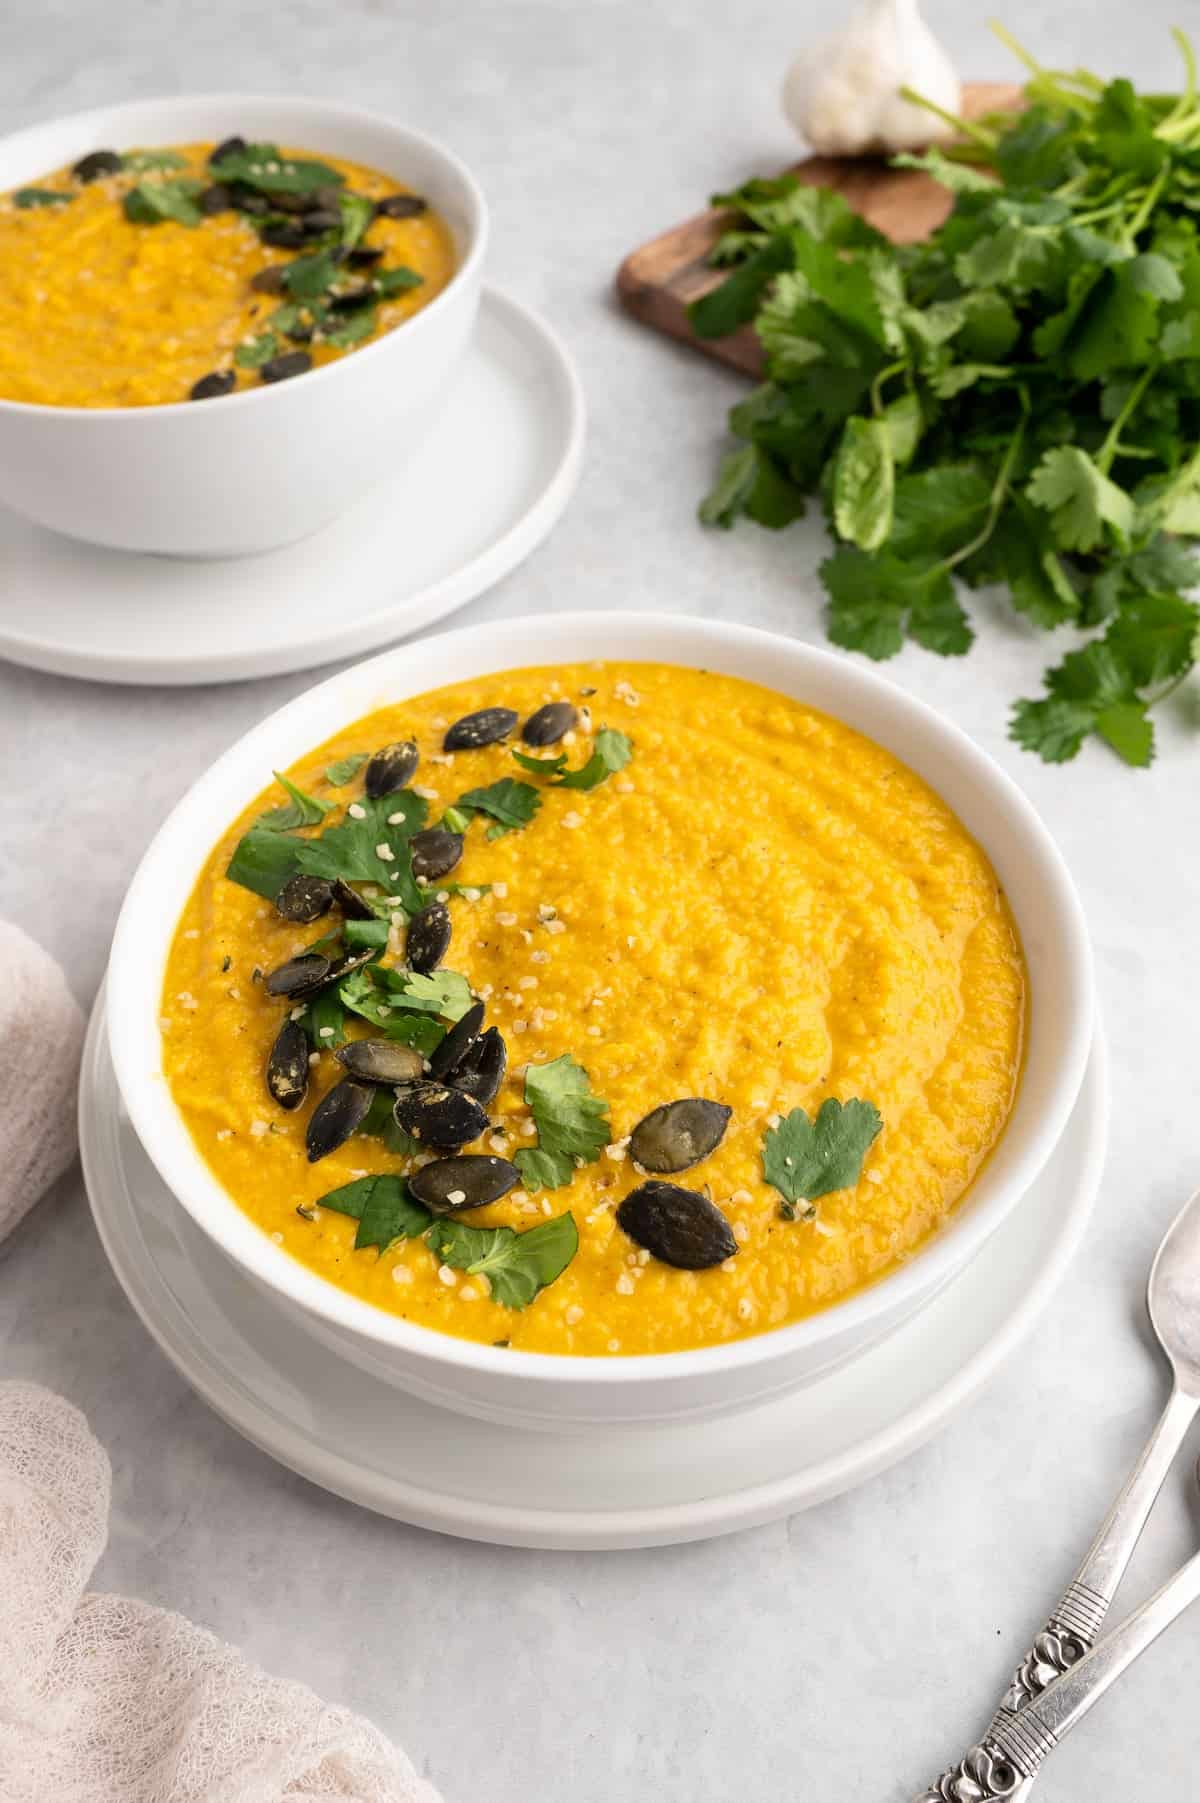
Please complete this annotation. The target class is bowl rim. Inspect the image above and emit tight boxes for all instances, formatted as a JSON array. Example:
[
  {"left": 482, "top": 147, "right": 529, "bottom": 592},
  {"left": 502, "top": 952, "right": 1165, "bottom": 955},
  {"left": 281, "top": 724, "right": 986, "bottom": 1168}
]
[
  {"left": 106, "top": 610, "right": 1095, "bottom": 1388},
  {"left": 0, "top": 91, "right": 488, "bottom": 421}
]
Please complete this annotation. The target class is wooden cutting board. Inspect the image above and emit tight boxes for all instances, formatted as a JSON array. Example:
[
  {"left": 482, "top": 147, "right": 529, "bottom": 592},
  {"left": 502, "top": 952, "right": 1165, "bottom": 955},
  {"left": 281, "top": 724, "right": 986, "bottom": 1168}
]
[{"left": 615, "top": 82, "right": 1022, "bottom": 378}]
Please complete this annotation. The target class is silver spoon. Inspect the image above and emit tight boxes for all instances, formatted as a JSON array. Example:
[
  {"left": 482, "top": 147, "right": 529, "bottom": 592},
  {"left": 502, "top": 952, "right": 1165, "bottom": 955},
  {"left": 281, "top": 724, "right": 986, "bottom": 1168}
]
[{"left": 915, "top": 1185, "right": 1200, "bottom": 1801}]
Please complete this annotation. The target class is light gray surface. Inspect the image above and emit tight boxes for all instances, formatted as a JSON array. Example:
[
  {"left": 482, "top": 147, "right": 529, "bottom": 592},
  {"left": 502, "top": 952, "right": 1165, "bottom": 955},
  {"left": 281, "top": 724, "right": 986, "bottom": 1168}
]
[{"left": 1, "top": 3, "right": 1198, "bottom": 1798}]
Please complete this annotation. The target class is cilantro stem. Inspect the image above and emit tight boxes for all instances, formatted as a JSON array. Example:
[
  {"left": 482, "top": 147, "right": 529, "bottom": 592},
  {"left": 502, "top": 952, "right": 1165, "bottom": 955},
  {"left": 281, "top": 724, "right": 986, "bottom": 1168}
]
[
  {"left": 898, "top": 86, "right": 996, "bottom": 151},
  {"left": 937, "top": 392, "right": 1029, "bottom": 578},
  {"left": 1096, "top": 363, "right": 1158, "bottom": 474},
  {"left": 1124, "top": 164, "right": 1169, "bottom": 242},
  {"left": 988, "top": 19, "right": 1043, "bottom": 78},
  {"left": 870, "top": 359, "right": 907, "bottom": 417}
]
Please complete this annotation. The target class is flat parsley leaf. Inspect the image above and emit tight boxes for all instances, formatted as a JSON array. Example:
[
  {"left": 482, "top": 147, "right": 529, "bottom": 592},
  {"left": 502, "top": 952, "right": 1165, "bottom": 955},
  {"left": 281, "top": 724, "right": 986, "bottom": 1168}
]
[
  {"left": 514, "top": 1055, "right": 611, "bottom": 1192},
  {"left": 315, "top": 1175, "right": 431, "bottom": 1250},
  {"left": 426, "top": 1214, "right": 579, "bottom": 1309},
  {"left": 763, "top": 1099, "right": 883, "bottom": 1221}
]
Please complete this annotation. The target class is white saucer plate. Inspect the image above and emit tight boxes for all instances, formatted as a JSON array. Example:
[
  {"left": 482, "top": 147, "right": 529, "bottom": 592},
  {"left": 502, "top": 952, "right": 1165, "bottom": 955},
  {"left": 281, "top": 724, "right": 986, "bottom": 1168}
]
[
  {"left": 0, "top": 287, "right": 583, "bottom": 686},
  {"left": 80, "top": 993, "right": 1109, "bottom": 1550}
]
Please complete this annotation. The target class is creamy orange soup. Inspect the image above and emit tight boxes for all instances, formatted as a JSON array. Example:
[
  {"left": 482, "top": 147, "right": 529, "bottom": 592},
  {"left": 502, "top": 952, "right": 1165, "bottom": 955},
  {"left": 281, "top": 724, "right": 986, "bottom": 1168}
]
[
  {"left": 161, "top": 664, "right": 1026, "bottom": 1355},
  {"left": 0, "top": 139, "right": 455, "bottom": 406}
]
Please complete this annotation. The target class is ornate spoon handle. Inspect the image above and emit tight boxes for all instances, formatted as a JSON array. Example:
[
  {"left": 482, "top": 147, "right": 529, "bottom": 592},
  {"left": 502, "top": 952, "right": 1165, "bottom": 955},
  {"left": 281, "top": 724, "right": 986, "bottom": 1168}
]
[{"left": 915, "top": 1384, "right": 1197, "bottom": 1802}]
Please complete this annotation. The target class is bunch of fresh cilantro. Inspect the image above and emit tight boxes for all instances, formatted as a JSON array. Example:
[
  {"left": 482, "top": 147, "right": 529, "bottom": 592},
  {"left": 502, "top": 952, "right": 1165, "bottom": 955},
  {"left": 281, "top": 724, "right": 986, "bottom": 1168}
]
[{"left": 692, "top": 24, "right": 1200, "bottom": 766}]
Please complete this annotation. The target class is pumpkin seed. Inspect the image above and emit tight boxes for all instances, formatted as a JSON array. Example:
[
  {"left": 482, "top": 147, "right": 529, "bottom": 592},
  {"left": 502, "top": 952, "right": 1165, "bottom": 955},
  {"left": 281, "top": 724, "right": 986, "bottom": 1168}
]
[
  {"left": 348, "top": 244, "right": 383, "bottom": 267},
  {"left": 249, "top": 264, "right": 287, "bottom": 294},
  {"left": 522, "top": 701, "right": 577, "bottom": 746},
  {"left": 335, "top": 1039, "right": 425, "bottom": 1085},
  {"left": 393, "top": 1081, "right": 489, "bottom": 1150},
  {"left": 332, "top": 877, "right": 376, "bottom": 922},
  {"left": 616, "top": 1181, "right": 738, "bottom": 1269},
  {"left": 188, "top": 369, "right": 236, "bottom": 401},
  {"left": 407, "top": 901, "right": 451, "bottom": 974},
  {"left": 409, "top": 1154, "right": 519, "bottom": 1213},
  {"left": 230, "top": 184, "right": 270, "bottom": 216},
  {"left": 266, "top": 1018, "right": 310, "bottom": 1110},
  {"left": 450, "top": 1026, "right": 506, "bottom": 1105},
  {"left": 628, "top": 1098, "right": 732, "bottom": 1174},
  {"left": 198, "top": 182, "right": 232, "bottom": 215},
  {"left": 427, "top": 1000, "right": 484, "bottom": 1082},
  {"left": 211, "top": 135, "right": 248, "bottom": 164},
  {"left": 364, "top": 740, "right": 418, "bottom": 799},
  {"left": 73, "top": 149, "right": 122, "bottom": 182},
  {"left": 264, "top": 951, "right": 332, "bottom": 998},
  {"left": 305, "top": 1078, "right": 374, "bottom": 1162},
  {"left": 443, "top": 707, "right": 519, "bottom": 751},
  {"left": 375, "top": 193, "right": 427, "bottom": 219},
  {"left": 324, "top": 942, "right": 378, "bottom": 984},
  {"left": 261, "top": 350, "right": 311, "bottom": 384},
  {"left": 410, "top": 826, "right": 463, "bottom": 882},
  {"left": 299, "top": 206, "right": 341, "bottom": 233},
  {"left": 274, "top": 873, "right": 334, "bottom": 923}
]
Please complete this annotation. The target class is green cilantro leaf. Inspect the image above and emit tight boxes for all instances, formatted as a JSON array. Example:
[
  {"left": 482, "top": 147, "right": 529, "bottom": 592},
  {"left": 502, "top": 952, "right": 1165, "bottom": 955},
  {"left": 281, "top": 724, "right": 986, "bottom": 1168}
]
[
  {"left": 763, "top": 1099, "right": 883, "bottom": 1221},
  {"left": 123, "top": 149, "right": 187, "bottom": 172},
  {"left": 426, "top": 1214, "right": 579, "bottom": 1309},
  {"left": 325, "top": 752, "right": 369, "bottom": 786},
  {"left": 258, "top": 771, "right": 335, "bottom": 831},
  {"left": 235, "top": 332, "right": 279, "bottom": 369},
  {"left": 698, "top": 443, "right": 806, "bottom": 529},
  {"left": 832, "top": 417, "right": 894, "bottom": 552},
  {"left": 315, "top": 1175, "right": 431, "bottom": 1250},
  {"left": 123, "top": 178, "right": 203, "bottom": 228},
  {"left": 374, "top": 265, "right": 423, "bottom": 297},
  {"left": 322, "top": 308, "right": 377, "bottom": 348},
  {"left": 456, "top": 778, "right": 541, "bottom": 839},
  {"left": 293, "top": 790, "right": 427, "bottom": 902},
  {"left": 512, "top": 749, "right": 569, "bottom": 777},
  {"left": 337, "top": 967, "right": 447, "bottom": 1051},
  {"left": 209, "top": 143, "right": 343, "bottom": 194},
  {"left": 15, "top": 187, "right": 72, "bottom": 208},
  {"left": 553, "top": 728, "right": 633, "bottom": 791},
  {"left": 1026, "top": 448, "right": 1135, "bottom": 554},
  {"left": 282, "top": 249, "right": 341, "bottom": 300},
  {"left": 821, "top": 547, "right": 973, "bottom": 660},
  {"left": 514, "top": 1055, "right": 611, "bottom": 1192}
]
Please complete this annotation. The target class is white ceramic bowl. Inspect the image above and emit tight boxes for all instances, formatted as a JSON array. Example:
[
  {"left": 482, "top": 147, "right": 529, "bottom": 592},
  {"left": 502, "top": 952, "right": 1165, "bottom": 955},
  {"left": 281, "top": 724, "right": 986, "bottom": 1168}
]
[
  {"left": 106, "top": 613, "right": 1094, "bottom": 1430},
  {"left": 0, "top": 95, "right": 486, "bottom": 556}
]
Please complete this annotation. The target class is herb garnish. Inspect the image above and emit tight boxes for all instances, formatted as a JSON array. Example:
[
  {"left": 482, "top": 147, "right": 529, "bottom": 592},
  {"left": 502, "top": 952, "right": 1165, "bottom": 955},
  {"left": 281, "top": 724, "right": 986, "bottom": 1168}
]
[
  {"left": 426, "top": 1213, "right": 579, "bottom": 1308},
  {"left": 15, "top": 188, "right": 72, "bottom": 208},
  {"left": 208, "top": 141, "right": 343, "bottom": 196},
  {"left": 325, "top": 753, "right": 369, "bottom": 786},
  {"left": 317, "top": 1174, "right": 431, "bottom": 1250},
  {"left": 123, "top": 178, "right": 204, "bottom": 227},
  {"left": 259, "top": 772, "right": 335, "bottom": 830},
  {"left": 123, "top": 149, "right": 187, "bottom": 172},
  {"left": 762, "top": 1099, "right": 883, "bottom": 1221},
  {"left": 692, "top": 25, "right": 1200, "bottom": 765},
  {"left": 456, "top": 778, "right": 542, "bottom": 838},
  {"left": 512, "top": 727, "right": 633, "bottom": 790},
  {"left": 515, "top": 1055, "right": 612, "bottom": 1191}
]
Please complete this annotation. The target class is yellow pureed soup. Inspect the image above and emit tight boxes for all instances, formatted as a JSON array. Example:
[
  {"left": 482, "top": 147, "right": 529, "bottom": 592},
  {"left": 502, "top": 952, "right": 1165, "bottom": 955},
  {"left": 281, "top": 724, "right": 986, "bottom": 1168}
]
[
  {"left": 161, "top": 665, "right": 1026, "bottom": 1356},
  {"left": 0, "top": 140, "right": 455, "bottom": 407}
]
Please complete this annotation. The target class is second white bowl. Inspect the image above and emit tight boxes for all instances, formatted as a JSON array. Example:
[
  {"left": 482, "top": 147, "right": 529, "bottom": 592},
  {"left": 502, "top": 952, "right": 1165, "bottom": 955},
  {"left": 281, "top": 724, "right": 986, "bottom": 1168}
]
[
  {"left": 105, "top": 612, "right": 1094, "bottom": 1429},
  {"left": 0, "top": 95, "right": 487, "bottom": 556}
]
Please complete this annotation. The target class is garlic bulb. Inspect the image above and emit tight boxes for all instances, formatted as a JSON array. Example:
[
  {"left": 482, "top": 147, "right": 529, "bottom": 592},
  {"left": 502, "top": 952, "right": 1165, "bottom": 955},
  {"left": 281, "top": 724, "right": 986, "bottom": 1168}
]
[{"left": 782, "top": 0, "right": 961, "bottom": 158}]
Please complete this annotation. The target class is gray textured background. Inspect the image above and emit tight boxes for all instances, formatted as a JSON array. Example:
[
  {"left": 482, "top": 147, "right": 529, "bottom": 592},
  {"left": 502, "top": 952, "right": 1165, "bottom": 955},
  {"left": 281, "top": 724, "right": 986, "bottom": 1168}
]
[{"left": 2, "top": 4, "right": 1199, "bottom": 1798}]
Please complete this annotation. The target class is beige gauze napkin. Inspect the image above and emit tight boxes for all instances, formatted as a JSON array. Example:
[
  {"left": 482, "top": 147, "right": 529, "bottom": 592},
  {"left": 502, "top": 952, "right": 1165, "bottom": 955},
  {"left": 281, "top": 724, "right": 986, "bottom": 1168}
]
[
  {"left": 0, "top": 921, "right": 86, "bottom": 1241},
  {"left": 0, "top": 1382, "right": 443, "bottom": 1803}
]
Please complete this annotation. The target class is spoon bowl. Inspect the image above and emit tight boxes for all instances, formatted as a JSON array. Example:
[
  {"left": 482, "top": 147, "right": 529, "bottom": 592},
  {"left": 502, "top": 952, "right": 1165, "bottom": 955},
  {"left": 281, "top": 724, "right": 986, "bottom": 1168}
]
[{"left": 1147, "top": 1187, "right": 1200, "bottom": 1397}]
